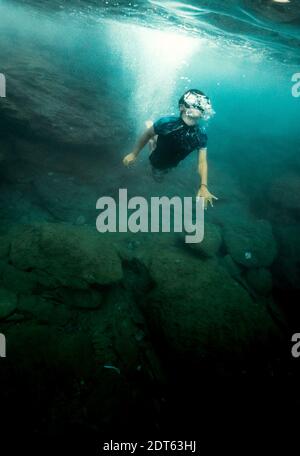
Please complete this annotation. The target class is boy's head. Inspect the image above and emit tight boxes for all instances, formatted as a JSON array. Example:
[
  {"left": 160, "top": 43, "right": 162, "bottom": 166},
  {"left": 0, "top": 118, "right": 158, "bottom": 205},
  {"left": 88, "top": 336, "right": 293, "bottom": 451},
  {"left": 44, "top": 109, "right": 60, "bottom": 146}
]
[{"left": 178, "top": 89, "right": 214, "bottom": 124}]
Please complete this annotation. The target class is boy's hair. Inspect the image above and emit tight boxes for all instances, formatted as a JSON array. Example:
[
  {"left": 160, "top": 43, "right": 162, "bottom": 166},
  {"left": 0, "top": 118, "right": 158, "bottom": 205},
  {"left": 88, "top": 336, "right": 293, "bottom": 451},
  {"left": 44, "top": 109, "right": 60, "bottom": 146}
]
[
  {"left": 178, "top": 89, "right": 209, "bottom": 111},
  {"left": 178, "top": 89, "right": 210, "bottom": 110},
  {"left": 178, "top": 89, "right": 215, "bottom": 120}
]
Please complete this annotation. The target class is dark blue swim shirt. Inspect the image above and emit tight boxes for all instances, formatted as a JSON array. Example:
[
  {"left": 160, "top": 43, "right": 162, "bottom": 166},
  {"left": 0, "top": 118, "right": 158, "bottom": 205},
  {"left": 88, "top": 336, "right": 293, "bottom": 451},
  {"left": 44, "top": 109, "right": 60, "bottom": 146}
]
[{"left": 150, "top": 116, "right": 208, "bottom": 170}]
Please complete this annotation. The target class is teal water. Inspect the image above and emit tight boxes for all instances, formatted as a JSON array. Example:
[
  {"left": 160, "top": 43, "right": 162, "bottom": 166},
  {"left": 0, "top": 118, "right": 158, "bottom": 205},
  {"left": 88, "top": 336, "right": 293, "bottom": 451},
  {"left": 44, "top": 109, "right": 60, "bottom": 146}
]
[{"left": 0, "top": 1, "right": 299, "bottom": 214}]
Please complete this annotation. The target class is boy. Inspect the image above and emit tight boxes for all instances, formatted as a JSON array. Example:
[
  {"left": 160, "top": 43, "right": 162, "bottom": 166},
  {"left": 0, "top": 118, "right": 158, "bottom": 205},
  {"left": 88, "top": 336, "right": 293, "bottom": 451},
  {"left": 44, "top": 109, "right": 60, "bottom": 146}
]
[{"left": 123, "top": 89, "right": 218, "bottom": 209}]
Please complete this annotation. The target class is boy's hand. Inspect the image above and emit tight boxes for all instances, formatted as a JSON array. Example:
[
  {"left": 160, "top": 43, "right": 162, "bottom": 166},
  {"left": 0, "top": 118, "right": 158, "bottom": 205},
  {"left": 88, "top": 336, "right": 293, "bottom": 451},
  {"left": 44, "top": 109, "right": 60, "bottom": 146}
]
[
  {"left": 123, "top": 152, "right": 137, "bottom": 167},
  {"left": 197, "top": 186, "right": 218, "bottom": 209}
]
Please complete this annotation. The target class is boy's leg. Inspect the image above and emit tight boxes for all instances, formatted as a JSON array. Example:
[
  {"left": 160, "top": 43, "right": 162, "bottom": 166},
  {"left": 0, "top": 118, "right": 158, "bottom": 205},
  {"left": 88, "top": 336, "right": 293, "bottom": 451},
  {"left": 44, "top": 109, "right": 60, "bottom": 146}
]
[{"left": 145, "top": 120, "right": 157, "bottom": 153}]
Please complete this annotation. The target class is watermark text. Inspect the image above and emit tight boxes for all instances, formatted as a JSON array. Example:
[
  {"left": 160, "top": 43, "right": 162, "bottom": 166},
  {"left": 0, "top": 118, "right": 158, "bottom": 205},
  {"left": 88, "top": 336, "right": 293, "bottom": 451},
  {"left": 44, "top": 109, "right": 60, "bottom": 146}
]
[
  {"left": 0, "top": 333, "right": 6, "bottom": 358},
  {"left": 96, "top": 189, "right": 204, "bottom": 243},
  {"left": 0, "top": 73, "right": 6, "bottom": 98},
  {"left": 291, "top": 333, "right": 300, "bottom": 358}
]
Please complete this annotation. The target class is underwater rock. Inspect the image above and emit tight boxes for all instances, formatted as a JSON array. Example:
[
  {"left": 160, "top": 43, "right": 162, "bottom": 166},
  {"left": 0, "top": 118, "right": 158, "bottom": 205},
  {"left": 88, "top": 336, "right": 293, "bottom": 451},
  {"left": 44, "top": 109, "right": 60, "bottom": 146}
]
[
  {"left": 58, "top": 287, "right": 104, "bottom": 310},
  {"left": 221, "top": 254, "right": 243, "bottom": 281},
  {"left": 208, "top": 201, "right": 255, "bottom": 229},
  {"left": 0, "top": 288, "right": 17, "bottom": 320},
  {"left": 142, "top": 247, "right": 279, "bottom": 362},
  {"left": 75, "top": 215, "right": 86, "bottom": 225},
  {"left": 9, "top": 223, "right": 123, "bottom": 288},
  {"left": 17, "top": 294, "right": 54, "bottom": 323},
  {"left": 269, "top": 173, "right": 300, "bottom": 211},
  {"left": 224, "top": 219, "right": 277, "bottom": 268},
  {"left": 0, "top": 184, "right": 51, "bottom": 228},
  {"left": 2, "top": 263, "right": 37, "bottom": 293},
  {"left": 6, "top": 313, "right": 25, "bottom": 322},
  {"left": 0, "top": 235, "right": 10, "bottom": 258},
  {"left": 106, "top": 290, "right": 142, "bottom": 372},
  {"left": 206, "top": 163, "right": 254, "bottom": 229},
  {"left": 0, "top": 260, "right": 7, "bottom": 277},
  {"left": 115, "top": 232, "right": 178, "bottom": 268},
  {"left": 33, "top": 174, "right": 98, "bottom": 223},
  {"left": 89, "top": 286, "right": 165, "bottom": 382},
  {"left": 272, "top": 224, "right": 300, "bottom": 290},
  {"left": 220, "top": 254, "right": 257, "bottom": 299},
  {"left": 0, "top": 140, "right": 10, "bottom": 163},
  {"left": 17, "top": 294, "right": 72, "bottom": 325},
  {"left": 1, "top": 42, "right": 128, "bottom": 148},
  {"left": 185, "top": 222, "right": 222, "bottom": 257},
  {"left": 46, "top": 304, "right": 72, "bottom": 326},
  {"left": 246, "top": 268, "right": 273, "bottom": 296}
]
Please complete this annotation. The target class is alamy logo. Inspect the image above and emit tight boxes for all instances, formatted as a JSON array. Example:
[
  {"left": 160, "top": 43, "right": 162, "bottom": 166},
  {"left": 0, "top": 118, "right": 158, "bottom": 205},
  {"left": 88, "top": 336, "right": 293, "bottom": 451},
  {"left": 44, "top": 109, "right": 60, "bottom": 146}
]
[
  {"left": 291, "top": 73, "right": 300, "bottom": 98},
  {"left": 96, "top": 189, "right": 205, "bottom": 243},
  {"left": 0, "top": 73, "right": 6, "bottom": 98},
  {"left": 291, "top": 333, "right": 300, "bottom": 358},
  {"left": 0, "top": 333, "right": 6, "bottom": 358}
]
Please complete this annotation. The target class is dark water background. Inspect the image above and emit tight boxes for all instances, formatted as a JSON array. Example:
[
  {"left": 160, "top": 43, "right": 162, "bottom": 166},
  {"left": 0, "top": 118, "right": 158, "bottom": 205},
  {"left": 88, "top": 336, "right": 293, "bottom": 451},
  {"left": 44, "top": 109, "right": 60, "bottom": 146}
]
[{"left": 0, "top": 0, "right": 300, "bottom": 450}]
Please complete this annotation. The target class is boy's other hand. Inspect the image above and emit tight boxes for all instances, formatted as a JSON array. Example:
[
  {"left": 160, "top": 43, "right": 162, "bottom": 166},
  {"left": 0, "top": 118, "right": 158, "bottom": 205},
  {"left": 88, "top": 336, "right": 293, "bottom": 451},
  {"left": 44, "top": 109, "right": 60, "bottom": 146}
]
[
  {"left": 123, "top": 152, "right": 137, "bottom": 167},
  {"left": 197, "top": 186, "right": 218, "bottom": 209}
]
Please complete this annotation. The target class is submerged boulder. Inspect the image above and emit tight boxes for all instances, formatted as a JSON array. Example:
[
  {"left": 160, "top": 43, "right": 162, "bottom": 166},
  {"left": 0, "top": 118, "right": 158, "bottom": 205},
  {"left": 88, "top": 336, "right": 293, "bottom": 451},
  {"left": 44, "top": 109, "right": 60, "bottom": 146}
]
[
  {"left": 272, "top": 224, "right": 300, "bottom": 290},
  {"left": 0, "top": 235, "right": 10, "bottom": 259},
  {"left": 0, "top": 288, "right": 17, "bottom": 320},
  {"left": 33, "top": 173, "right": 98, "bottom": 223},
  {"left": 185, "top": 222, "right": 222, "bottom": 258},
  {"left": 17, "top": 294, "right": 72, "bottom": 325},
  {"left": 8, "top": 223, "right": 123, "bottom": 289},
  {"left": 0, "top": 139, "right": 11, "bottom": 164},
  {"left": 246, "top": 268, "right": 273, "bottom": 296},
  {"left": 2, "top": 263, "right": 37, "bottom": 293},
  {"left": 142, "top": 247, "right": 279, "bottom": 362},
  {"left": 224, "top": 219, "right": 277, "bottom": 268},
  {"left": 57, "top": 287, "right": 104, "bottom": 310},
  {"left": 269, "top": 173, "right": 300, "bottom": 211},
  {"left": 88, "top": 286, "right": 166, "bottom": 385}
]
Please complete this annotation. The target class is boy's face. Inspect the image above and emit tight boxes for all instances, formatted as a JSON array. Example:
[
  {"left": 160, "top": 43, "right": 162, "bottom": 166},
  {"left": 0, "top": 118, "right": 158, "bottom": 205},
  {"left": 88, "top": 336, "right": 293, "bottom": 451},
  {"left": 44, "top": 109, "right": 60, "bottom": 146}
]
[{"left": 180, "top": 105, "right": 202, "bottom": 126}]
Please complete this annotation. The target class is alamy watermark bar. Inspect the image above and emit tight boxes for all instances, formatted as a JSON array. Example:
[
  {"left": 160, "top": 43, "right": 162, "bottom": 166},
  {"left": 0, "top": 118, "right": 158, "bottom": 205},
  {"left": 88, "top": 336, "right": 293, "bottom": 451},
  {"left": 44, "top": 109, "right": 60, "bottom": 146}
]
[
  {"left": 96, "top": 189, "right": 205, "bottom": 243},
  {"left": 0, "top": 73, "right": 6, "bottom": 98},
  {"left": 0, "top": 333, "right": 6, "bottom": 358}
]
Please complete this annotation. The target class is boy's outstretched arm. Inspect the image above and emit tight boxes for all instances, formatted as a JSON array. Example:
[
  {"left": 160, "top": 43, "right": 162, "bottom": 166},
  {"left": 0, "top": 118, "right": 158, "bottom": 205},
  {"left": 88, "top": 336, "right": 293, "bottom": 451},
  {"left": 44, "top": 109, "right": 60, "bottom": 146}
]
[
  {"left": 123, "top": 126, "right": 155, "bottom": 166},
  {"left": 197, "top": 147, "right": 218, "bottom": 209}
]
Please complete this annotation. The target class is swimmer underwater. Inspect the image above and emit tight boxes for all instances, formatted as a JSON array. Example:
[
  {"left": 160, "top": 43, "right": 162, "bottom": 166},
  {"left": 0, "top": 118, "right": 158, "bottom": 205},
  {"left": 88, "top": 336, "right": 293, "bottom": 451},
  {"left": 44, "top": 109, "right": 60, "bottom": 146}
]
[{"left": 123, "top": 89, "right": 218, "bottom": 209}]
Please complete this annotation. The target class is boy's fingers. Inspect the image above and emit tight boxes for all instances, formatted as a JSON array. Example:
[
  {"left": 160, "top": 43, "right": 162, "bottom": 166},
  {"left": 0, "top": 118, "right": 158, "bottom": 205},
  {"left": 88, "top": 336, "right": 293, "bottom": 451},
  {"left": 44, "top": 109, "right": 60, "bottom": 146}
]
[{"left": 123, "top": 157, "right": 134, "bottom": 166}]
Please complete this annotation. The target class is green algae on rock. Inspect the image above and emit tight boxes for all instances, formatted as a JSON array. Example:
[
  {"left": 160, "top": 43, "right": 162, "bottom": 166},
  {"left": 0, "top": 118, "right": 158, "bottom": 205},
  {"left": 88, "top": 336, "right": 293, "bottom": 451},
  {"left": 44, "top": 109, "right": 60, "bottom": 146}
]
[
  {"left": 246, "top": 268, "right": 273, "bottom": 296},
  {"left": 2, "top": 263, "right": 37, "bottom": 293},
  {"left": 185, "top": 222, "right": 222, "bottom": 258},
  {"left": 0, "top": 235, "right": 10, "bottom": 259},
  {"left": 0, "top": 288, "right": 17, "bottom": 320},
  {"left": 142, "top": 247, "right": 279, "bottom": 362},
  {"left": 273, "top": 224, "right": 300, "bottom": 290},
  {"left": 8, "top": 223, "right": 123, "bottom": 288},
  {"left": 224, "top": 219, "right": 277, "bottom": 268}
]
